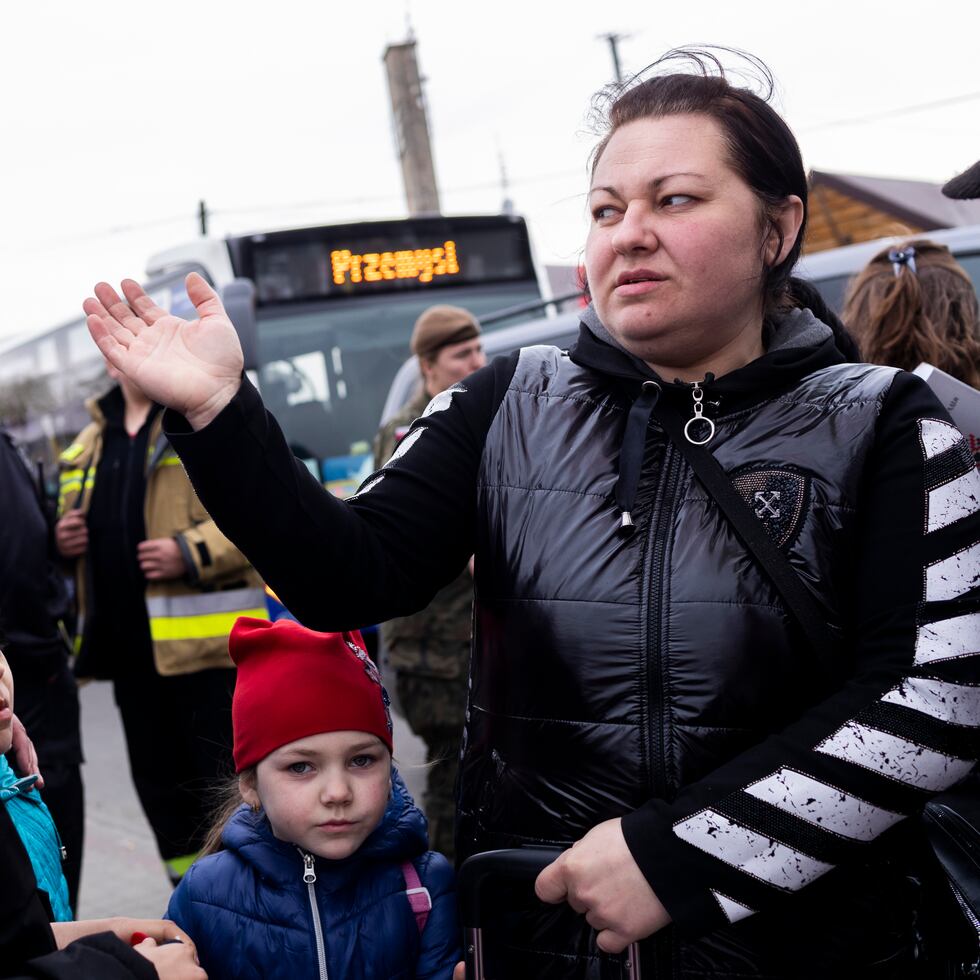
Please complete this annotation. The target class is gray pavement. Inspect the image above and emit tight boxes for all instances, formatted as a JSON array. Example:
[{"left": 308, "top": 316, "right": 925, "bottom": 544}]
[{"left": 76, "top": 678, "right": 428, "bottom": 920}]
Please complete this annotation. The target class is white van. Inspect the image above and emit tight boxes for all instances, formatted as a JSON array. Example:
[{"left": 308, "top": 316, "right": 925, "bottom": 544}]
[
  {"left": 797, "top": 223, "right": 980, "bottom": 312},
  {"left": 381, "top": 223, "right": 980, "bottom": 422}
]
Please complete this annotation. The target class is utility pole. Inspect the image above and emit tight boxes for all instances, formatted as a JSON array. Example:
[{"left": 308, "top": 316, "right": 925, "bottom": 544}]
[
  {"left": 198, "top": 199, "right": 209, "bottom": 237},
  {"left": 597, "top": 31, "right": 628, "bottom": 84},
  {"left": 498, "top": 142, "right": 514, "bottom": 216},
  {"left": 383, "top": 39, "right": 441, "bottom": 216}
]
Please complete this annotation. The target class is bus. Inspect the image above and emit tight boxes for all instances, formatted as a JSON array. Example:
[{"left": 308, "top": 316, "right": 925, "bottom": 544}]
[{"left": 0, "top": 213, "right": 546, "bottom": 494}]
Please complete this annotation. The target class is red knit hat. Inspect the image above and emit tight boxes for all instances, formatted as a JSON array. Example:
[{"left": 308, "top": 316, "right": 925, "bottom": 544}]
[{"left": 230, "top": 617, "right": 393, "bottom": 772}]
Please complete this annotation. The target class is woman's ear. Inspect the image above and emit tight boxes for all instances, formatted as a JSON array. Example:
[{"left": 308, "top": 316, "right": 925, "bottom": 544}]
[
  {"left": 766, "top": 195, "right": 805, "bottom": 267},
  {"left": 239, "top": 771, "right": 260, "bottom": 811}
]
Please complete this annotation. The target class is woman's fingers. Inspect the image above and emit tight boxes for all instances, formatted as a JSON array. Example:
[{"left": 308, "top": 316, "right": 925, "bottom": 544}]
[
  {"left": 88, "top": 319, "right": 133, "bottom": 373},
  {"left": 121, "top": 278, "right": 168, "bottom": 325},
  {"left": 93, "top": 281, "right": 148, "bottom": 336},
  {"left": 185, "top": 270, "right": 227, "bottom": 319},
  {"left": 83, "top": 298, "right": 137, "bottom": 349},
  {"left": 595, "top": 928, "right": 631, "bottom": 955}
]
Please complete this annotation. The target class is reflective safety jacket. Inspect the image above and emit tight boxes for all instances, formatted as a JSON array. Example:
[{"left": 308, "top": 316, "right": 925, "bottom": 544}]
[{"left": 58, "top": 392, "right": 266, "bottom": 677}]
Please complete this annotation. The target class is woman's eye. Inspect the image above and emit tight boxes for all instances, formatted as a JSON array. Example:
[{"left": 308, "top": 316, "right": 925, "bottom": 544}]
[
  {"left": 592, "top": 205, "right": 619, "bottom": 222},
  {"left": 288, "top": 762, "right": 313, "bottom": 775},
  {"left": 662, "top": 194, "right": 695, "bottom": 207},
  {"left": 350, "top": 754, "right": 376, "bottom": 769}
]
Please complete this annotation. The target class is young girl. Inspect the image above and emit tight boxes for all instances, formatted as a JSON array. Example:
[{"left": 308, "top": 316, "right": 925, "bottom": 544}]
[{"left": 166, "top": 617, "right": 460, "bottom": 980}]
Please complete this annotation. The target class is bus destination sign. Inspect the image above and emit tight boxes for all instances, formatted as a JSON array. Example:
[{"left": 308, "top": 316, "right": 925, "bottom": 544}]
[
  {"left": 240, "top": 216, "right": 536, "bottom": 305},
  {"left": 330, "top": 240, "right": 459, "bottom": 286}
]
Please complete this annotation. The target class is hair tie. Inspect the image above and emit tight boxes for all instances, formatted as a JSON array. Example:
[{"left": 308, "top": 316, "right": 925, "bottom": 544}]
[{"left": 888, "top": 246, "right": 917, "bottom": 277}]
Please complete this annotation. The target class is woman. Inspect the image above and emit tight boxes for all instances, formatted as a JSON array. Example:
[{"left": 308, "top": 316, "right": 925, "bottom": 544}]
[
  {"left": 842, "top": 237, "right": 980, "bottom": 388},
  {"left": 85, "top": 51, "right": 980, "bottom": 978}
]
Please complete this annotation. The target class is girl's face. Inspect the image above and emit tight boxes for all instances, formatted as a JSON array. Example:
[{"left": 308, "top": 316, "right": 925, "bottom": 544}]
[
  {"left": 585, "top": 112, "right": 802, "bottom": 380},
  {"left": 0, "top": 651, "right": 14, "bottom": 756},
  {"left": 242, "top": 730, "right": 392, "bottom": 861}
]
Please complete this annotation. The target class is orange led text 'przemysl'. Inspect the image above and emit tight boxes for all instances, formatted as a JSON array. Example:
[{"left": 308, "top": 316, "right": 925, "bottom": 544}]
[{"left": 330, "top": 241, "right": 460, "bottom": 285}]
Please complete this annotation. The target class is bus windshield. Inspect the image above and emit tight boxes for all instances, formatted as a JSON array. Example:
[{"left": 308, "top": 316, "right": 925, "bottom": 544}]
[
  {"left": 255, "top": 282, "right": 540, "bottom": 495},
  {"left": 232, "top": 214, "right": 543, "bottom": 494}
]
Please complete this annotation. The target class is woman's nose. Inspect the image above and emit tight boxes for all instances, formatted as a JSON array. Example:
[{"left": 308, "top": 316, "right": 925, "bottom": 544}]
[{"left": 611, "top": 202, "right": 658, "bottom": 254}]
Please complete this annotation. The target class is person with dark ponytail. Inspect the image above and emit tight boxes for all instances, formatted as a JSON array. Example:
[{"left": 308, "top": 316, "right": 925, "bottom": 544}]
[
  {"left": 83, "top": 48, "right": 979, "bottom": 978},
  {"left": 842, "top": 238, "right": 980, "bottom": 389}
]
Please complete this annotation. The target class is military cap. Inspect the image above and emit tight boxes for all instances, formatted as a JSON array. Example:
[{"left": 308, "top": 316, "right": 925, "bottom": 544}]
[{"left": 411, "top": 305, "right": 481, "bottom": 359}]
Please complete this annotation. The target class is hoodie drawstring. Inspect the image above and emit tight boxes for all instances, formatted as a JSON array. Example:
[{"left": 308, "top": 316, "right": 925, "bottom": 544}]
[{"left": 615, "top": 381, "right": 661, "bottom": 531}]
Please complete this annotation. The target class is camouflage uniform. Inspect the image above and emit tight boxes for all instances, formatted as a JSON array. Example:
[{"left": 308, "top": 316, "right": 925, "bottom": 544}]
[{"left": 374, "top": 388, "right": 472, "bottom": 859}]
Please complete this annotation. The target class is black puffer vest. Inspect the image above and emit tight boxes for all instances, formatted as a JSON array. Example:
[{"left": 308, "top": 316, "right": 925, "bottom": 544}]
[{"left": 458, "top": 344, "right": 905, "bottom": 978}]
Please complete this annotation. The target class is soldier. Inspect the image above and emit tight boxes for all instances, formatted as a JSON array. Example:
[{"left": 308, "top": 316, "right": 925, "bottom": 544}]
[{"left": 373, "top": 305, "right": 485, "bottom": 859}]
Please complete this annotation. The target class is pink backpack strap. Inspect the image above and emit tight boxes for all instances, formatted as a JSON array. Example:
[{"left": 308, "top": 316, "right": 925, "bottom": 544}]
[{"left": 401, "top": 860, "right": 432, "bottom": 933}]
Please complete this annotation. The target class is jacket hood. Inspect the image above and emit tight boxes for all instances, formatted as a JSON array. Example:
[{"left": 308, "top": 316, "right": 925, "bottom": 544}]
[
  {"left": 573, "top": 302, "right": 845, "bottom": 407},
  {"left": 219, "top": 768, "right": 428, "bottom": 888}
]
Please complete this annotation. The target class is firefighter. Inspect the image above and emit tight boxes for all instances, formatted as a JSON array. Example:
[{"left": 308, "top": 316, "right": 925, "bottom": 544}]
[{"left": 54, "top": 364, "right": 267, "bottom": 885}]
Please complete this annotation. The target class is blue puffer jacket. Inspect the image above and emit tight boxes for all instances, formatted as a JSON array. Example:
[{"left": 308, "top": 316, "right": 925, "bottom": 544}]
[{"left": 166, "top": 772, "right": 459, "bottom": 980}]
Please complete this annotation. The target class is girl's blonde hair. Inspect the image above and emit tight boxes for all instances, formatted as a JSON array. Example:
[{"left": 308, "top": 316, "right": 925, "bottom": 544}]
[
  {"left": 199, "top": 769, "right": 256, "bottom": 858},
  {"left": 842, "top": 239, "right": 980, "bottom": 388}
]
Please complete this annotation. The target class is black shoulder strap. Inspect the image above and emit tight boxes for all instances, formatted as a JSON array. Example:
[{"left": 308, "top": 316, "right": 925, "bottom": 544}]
[{"left": 657, "top": 411, "right": 839, "bottom": 676}]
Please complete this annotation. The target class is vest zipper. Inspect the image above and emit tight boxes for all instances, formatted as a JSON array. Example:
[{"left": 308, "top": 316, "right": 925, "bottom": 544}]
[
  {"left": 641, "top": 438, "right": 682, "bottom": 980},
  {"left": 682, "top": 378, "right": 716, "bottom": 446},
  {"left": 642, "top": 437, "right": 681, "bottom": 801},
  {"left": 299, "top": 850, "right": 329, "bottom": 980}
]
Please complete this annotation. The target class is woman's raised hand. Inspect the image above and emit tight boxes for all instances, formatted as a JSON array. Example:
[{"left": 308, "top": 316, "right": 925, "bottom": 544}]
[{"left": 84, "top": 272, "right": 244, "bottom": 431}]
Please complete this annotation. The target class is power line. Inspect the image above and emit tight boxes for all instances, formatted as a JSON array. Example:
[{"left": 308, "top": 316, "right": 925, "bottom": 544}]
[
  {"left": 801, "top": 89, "right": 980, "bottom": 133},
  {"left": 6, "top": 166, "right": 588, "bottom": 253}
]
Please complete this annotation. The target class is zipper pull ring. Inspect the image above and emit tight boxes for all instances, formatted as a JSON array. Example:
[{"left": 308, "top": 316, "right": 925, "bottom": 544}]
[
  {"left": 303, "top": 852, "right": 317, "bottom": 884},
  {"left": 683, "top": 381, "right": 716, "bottom": 446}
]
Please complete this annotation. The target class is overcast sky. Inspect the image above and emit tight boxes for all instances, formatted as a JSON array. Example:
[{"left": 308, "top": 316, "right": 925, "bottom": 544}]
[{"left": 2, "top": 0, "right": 978, "bottom": 344}]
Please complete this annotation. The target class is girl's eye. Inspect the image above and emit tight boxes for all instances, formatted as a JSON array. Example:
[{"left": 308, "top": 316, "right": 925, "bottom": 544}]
[
  {"left": 350, "top": 754, "right": 376, "bottom": 769},
  {"left": 288, "top": 761, "right": 313, "bottom": 775}
]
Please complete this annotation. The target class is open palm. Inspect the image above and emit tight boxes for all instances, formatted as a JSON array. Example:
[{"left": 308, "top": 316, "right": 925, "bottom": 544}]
[{"left": 85, "top": 272, "right": 244, "bottom": 429}]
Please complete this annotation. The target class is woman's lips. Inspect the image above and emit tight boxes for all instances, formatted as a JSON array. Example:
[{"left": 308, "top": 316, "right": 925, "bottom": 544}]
[{"left": 615, "top": 278, "right": 666, "bottom": 296}]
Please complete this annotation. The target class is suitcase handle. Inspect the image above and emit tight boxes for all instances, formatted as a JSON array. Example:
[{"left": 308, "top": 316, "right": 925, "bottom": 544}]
[{"left": 457, "top": 846, "right": 643, "bottom": 979}]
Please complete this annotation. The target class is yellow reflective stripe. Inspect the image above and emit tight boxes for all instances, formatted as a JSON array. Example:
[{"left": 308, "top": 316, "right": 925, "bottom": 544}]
[
  {"left": 72, "top": 634, "right": 82, "bottom": 655},
  {"left": 149, "top": 607, "right": 268, "bottom": 642},
  {"left": 58, "top": 477, "right": 94, "bottom": 508},
  {"left": 59, "top": 469, "right": 84, "bottom": 484},
  {"left": 158, "top": 455, "right": 183, "bottom": 467},
  {"left": 59, "top": 443, "right": 85, "bottom": 462},
  {"left": 58, "top": 477, "right": 94, "bottom": 494},
  {"left": 164, "top": 852, "right": 198, "bottom": 878}
]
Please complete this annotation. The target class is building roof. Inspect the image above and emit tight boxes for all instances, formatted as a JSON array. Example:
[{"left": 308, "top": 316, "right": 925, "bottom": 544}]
[{"left": 810, "top": 170, "right": 980, "bottom": 230}]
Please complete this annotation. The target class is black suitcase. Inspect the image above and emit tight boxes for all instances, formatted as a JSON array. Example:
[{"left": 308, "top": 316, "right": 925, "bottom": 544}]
[{"left": 457, "top": 846, "right": 643, "bottom": 979}]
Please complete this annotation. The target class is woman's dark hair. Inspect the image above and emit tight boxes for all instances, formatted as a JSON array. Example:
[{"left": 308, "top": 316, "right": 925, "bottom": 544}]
[
  {"left": 589, "top": 48, "right": 809, "bottom": 316},
  {"left": 842, "top": 239, "right": 980, "bottom": 387}
]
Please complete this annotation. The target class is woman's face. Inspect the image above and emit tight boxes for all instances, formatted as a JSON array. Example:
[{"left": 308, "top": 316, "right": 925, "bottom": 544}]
[{"left": 586, "top": 112, "right": 802, "bottom": 379}]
